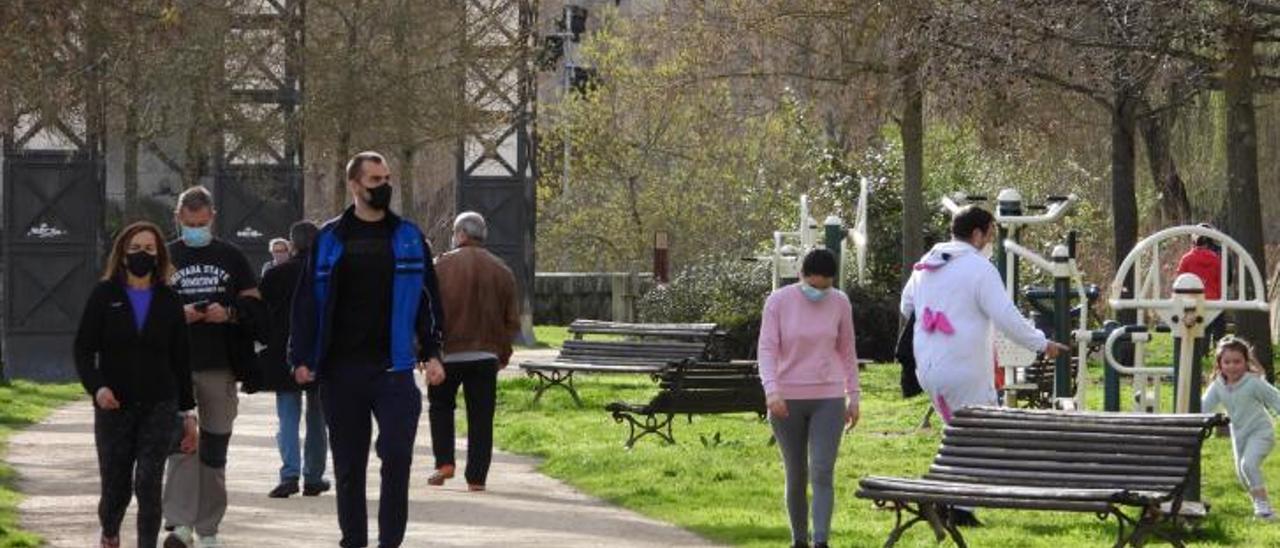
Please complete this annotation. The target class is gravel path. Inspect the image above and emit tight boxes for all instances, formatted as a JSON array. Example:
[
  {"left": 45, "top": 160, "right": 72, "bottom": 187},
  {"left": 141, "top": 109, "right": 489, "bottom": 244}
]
[{"left": 11, "top": 352, "right": 710, "bottom": 547}]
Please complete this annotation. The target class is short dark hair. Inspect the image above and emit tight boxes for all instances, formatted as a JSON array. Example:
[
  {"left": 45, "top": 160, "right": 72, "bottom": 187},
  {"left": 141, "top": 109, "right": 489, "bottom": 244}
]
[
  {"left": 1194, "top": 222, "right": 1215, "bottom": 247},
  {"left": 345, "top": 151, "right": 386, "bottom": 181},
  {"left": 175, "top": 185, "right": 214, "bottom": 213},
  {"left": 951, "top": 205, "right": 995, "bottom": 240},
  {"left": 801, "top": 248, "right": 839, "bottom": 278},
  {"left": 289, "top": 220, "right": 319, "bottom": 256}
]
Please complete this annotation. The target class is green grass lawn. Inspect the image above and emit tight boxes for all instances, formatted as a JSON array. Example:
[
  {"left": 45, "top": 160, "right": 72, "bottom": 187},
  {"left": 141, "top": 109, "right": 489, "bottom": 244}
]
[
  {"left": 0, "top": 380, "right": 84, "bottom": 547},
  {"left": 493, "top": 363, "right": 1280, "bottom": 547}
]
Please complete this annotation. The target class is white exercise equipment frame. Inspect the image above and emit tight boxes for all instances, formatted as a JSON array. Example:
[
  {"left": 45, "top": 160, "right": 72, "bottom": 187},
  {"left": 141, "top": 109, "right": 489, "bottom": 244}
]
[{"left": 1105, "top": 225, "right": 1269, "bottom": 414}]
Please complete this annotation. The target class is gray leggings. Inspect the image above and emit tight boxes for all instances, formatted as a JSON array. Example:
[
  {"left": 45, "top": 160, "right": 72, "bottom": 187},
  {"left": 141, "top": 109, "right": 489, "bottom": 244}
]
[{"left": 770, "top": 397, "right": 846, "bottom": 544}]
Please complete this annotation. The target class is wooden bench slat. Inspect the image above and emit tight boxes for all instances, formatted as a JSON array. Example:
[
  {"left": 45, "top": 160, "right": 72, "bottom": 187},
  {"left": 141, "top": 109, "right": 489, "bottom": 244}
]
[
  {"left": 859, "top": 476, "right": 1149, "bottom": 502},
  {"left": 934, "top": 455, "right": 1190, "bottom": 477},
  {"left": 938, "top": 445, "right": 1193, "bottom": 468},
  {"left": 942, "top": 435, "right": 1194, "bottom": 456},
  {"left": 943, "top": 426, "right": 1200, "bottom": 447},
  {"left": 563, "top": 341, "right": 708, "bottom": 351},
  {"left": 927, "top": 465, "right": 1185, "bottom": 488},
  {"left": 922, "top": 471, "right": 1180, "bottom": 492},
  {"left": 955, "top": 406, "right": 1227, "bottom": 428},
  {"left": 947, "top": 416, "right": 1208, "bottom": 437},
  {"left": 854, "top": 489, "right": 1114, "bottom": 513},
  {"left": 520, "top": 362, "right": 664, "bottom": 374}
]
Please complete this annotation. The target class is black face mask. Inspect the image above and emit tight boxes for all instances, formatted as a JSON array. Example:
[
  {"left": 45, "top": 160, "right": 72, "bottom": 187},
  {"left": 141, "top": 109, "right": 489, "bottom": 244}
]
[
  {"left": 367, "top": 183, "right": 393, "bottom": 211},
  {"left": 126, "top": 251, "right": 157, "bottom": 278}
]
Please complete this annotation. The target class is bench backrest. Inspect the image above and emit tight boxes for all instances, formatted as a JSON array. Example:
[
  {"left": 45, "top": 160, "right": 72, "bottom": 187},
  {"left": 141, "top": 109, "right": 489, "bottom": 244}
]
[
  {"left": 927, "top": 406, "right": 1225, "bottom": 493},
  {"left": 557, "top": 339, "right": 709, "bottom": 366},
  {"left": 649, "top": 361, "right": 765, "bottom": 415},
  {"left": 568, "top": 320, "right": 719, "bottom": 341}
]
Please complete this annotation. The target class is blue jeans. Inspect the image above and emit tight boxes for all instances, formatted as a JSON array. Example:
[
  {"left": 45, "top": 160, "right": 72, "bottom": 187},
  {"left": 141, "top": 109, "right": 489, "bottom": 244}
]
[{"left": 276, "top": 389, "right": 327, "bottom": 484}]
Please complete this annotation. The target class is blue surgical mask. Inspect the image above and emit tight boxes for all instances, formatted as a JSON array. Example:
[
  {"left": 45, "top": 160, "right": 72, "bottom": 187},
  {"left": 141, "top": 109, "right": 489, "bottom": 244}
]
[
  {"left": 181, "top": 225, "right": 213, "bottom": 248},
  {"left": 799, "top": 282, "right": 829, "bottom": 302}
]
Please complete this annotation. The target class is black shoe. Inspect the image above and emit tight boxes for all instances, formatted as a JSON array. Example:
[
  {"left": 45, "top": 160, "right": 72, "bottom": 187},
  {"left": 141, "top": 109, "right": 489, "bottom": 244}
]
[
  {"left": 268, "top": 479, "right": 300, "bottom": 498},
  {"left": 303, "top": 479, "right": 331, "bottom": 496},
  {"left": 814, "top": 544, "right": 829, "bottom": 548},
  {"left": 950, "top": 508, "right": 983, "bottom": 528},
  {"left": 790, "top": 543, "right": 810, "bottom": 548}
]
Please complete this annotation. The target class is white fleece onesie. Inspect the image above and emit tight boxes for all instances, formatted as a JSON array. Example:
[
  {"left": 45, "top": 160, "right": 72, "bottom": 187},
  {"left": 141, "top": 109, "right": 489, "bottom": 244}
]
[{"left": 899, "top": 241, "right": 1049, "bottom": 421}]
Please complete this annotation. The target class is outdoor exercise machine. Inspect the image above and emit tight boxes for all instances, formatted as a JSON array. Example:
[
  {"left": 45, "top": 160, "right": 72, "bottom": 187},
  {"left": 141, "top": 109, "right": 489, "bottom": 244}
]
[
  {"left": 764, "top": 178, "right": 869, "bottom": 290},
  {"left": 1100, "top": 224, "right": 1269, "bottom": 414},
  {"left": 1097, "top": 224, "right": 1268, "bottom": 512},
  {"left": 941, "top": 189, "right": 1094, "bottom": 408}
]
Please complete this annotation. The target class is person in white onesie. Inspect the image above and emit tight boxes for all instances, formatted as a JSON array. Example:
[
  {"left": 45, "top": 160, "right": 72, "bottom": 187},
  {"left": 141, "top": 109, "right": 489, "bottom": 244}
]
[
  {"left": 899, "top": 205, "right": 1068, "bottom": 422},
  {"left": 899, "top": 206, "right": 1067, "bottom": 528}
]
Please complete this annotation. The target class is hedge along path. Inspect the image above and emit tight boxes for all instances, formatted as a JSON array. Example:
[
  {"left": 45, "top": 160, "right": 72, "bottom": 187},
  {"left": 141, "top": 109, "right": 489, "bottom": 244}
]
[{"left": 10, "top": 361, "right": 710, "bottom": 547}]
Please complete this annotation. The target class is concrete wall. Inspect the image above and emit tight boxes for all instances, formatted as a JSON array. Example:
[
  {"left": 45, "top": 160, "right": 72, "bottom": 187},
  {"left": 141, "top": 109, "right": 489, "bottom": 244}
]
[{"left": 533, "top": 272, "right": 653, "bottom": 325}]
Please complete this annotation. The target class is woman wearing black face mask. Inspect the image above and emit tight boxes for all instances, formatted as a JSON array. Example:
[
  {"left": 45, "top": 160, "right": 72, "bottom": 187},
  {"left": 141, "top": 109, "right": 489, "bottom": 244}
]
[{"left": 75, "top": 221, "right": 197, "bottom": 548}]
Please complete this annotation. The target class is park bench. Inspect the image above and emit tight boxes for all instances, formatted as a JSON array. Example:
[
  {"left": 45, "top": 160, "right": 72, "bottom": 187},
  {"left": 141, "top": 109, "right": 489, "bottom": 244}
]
[
  {"left": 518, "top": 320, "right": 721, "bottom": 406},
  {"left": 605, "top": 359, "right": 765, "bottom": 448},
  {"left": 856, "top": 406, "right": 1227, "bottom": 547}
]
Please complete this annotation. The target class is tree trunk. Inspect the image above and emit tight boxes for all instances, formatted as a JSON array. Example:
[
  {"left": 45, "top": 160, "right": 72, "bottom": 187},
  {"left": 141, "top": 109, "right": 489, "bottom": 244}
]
[
  {"left": 333, "top": 8, "right": 360, "bottom": 214},
  {"left": 899, "top": 61, "right": 925, "bottom": 291},
  {"left": 1112, "top": 91, "right": 1140, "bottom": 336},
  {"left": 399, "top": 146, "right": 416, "bottom": 216},
  {"left": 124, "top": 101, "right": 140, "bottom": 218},
  {"left": 1137, "top": 99, "right": 1192, "bottom": 224},
  {"left": 1224, "top": 16, "right": 1274, "bottom": 377}
]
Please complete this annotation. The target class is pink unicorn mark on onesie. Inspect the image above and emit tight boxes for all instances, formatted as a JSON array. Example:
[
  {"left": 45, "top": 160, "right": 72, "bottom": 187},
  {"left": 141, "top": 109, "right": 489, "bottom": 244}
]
[{"left": 922, "top": 307, "right": 955, "bottom": 335}]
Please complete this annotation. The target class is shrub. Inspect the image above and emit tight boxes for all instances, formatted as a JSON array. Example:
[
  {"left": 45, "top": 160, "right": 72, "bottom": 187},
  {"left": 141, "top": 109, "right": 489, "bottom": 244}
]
[{"left": 638, "top": 257, "right": 900, "bottom": 361}]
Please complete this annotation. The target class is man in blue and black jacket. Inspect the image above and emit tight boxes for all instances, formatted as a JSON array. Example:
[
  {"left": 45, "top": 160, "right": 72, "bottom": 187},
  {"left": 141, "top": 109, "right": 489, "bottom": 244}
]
[{"left": 289, "top": 151, "right": 445, "bottom": 548}]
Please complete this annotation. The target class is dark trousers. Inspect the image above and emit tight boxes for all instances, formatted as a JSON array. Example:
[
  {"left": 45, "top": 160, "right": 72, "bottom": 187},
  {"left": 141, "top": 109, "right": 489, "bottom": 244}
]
[
  {"left": 320, "top": 365, "right": 421, "bottom": 548},
  {"left": 427, "top": 359, "right": 498, "bottom": 485},
  {"left": 94, "top": 399, "right": 178, "bottom": 548}
]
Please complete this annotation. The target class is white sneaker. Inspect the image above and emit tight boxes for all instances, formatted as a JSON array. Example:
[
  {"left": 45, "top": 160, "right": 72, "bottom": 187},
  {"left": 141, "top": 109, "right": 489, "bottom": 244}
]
[
  {"left": 163, "top": 526, "right": 194, "bottom": 548},
  {"left": 196, "top": 536, "right": 223, "bottom": 548}
]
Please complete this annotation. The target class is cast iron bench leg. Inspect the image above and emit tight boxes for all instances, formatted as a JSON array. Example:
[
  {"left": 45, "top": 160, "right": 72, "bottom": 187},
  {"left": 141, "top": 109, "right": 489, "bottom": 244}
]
[
  {"left": 528, "top": 369, "right": 582, "bottom": 407},
  {"left": 877, "top": 501, "right": 929, "bottom": 548},
  {"left": 611, "top": 411, "right": 676, "bottom": 448}
]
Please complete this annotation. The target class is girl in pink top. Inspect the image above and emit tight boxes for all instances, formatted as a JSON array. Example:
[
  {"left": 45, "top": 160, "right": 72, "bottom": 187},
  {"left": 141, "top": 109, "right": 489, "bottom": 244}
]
[{"left": 757, "top": 249, "right": 860, "bottom": 548}]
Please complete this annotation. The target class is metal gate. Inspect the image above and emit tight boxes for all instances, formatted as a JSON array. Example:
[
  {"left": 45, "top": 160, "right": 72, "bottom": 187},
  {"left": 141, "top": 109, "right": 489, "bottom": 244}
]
[
  {"left": 3, "top": 152, "right": 104, "bottom": 381},
  {"left": 216, "top": 166, "right": 302, "bottom": 270}
]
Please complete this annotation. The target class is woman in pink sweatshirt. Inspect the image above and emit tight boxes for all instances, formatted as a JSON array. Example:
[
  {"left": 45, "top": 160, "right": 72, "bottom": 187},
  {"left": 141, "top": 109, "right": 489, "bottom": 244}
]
[{"left": 757, "top": 248, "right": 860, "bottom": 548}]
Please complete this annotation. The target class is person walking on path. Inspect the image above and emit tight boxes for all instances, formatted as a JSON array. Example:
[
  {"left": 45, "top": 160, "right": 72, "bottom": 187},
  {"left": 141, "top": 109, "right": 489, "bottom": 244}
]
[
  {"left": 163, "top": 186, "right": 262, "bottom": 548},
  {"left": 289, "top": 151, "right": 445, "bottom": 548},
  {"left": 258, "top": 221, "right": 330, "bottom": 498},
  {"left": 757, "top": 248, "right": 861, "bottom": 548},
  {"left": 426, "top": 211, "right": 520, "bottom": 492},
  {"left": 261, "top": 238, "right": 292, "bottom": 278},
  {"left": 75, "top": 221, "right": 198, "bottom": 548}
]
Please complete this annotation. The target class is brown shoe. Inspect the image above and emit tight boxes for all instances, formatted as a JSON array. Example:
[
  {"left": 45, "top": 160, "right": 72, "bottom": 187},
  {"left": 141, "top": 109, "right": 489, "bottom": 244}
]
[
  {"left": 101, "top": 535, "right": 121, "bottom": 548},
  {"left": 427, "top": 465, "right": 455, "bottom": 486},
  {"left": 468, "top": 483, "right": 486, "bottom": 492}
]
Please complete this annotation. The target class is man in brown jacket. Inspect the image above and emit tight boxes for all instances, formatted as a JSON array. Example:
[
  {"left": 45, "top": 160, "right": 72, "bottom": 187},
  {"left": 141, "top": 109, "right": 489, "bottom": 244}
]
[{"left": 426, "top": 211, "right": 520, "bottom": 491}]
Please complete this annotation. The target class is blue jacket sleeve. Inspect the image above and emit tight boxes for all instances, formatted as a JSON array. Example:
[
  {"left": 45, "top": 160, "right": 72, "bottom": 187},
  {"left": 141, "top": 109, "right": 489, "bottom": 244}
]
[
  {"left": 416, "top": 236, "right": 444, "bottom": 361},
  {"left": 287, "top": 245, "right": 319, "bottom": 369}
]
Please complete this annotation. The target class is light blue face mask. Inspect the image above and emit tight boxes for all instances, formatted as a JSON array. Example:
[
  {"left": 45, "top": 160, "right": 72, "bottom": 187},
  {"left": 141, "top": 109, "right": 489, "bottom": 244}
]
[
  {"left": 799, "top": 282, "right": 830, "bottom": 302},
  {"left": 181, "top": 225, "right": 213, "bottom": 248}
]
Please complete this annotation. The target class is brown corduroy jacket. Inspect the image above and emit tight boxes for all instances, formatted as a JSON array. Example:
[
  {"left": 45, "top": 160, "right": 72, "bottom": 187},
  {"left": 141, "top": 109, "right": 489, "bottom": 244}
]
[{"left": 435, "top": 244, "right": 520, "bottom": 365}]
